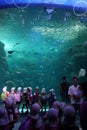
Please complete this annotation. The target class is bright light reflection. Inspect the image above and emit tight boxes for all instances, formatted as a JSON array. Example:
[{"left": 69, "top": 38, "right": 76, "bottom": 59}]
[{"left": 2, "top": 40, "right": 13, "bottom": 51}]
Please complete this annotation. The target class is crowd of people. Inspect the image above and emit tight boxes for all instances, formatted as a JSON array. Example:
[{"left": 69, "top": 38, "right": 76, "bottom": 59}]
[
  {"left": 0, "top": 85, "right": 56, "bottom": 113},
  {"left": 0, "top": 76, "right": 87, "bottom": 130}
]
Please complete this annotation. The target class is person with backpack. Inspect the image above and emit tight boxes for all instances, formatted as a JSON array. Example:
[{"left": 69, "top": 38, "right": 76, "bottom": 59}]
[
  {"left": 0, "top": 107, "right": 10, "bottom": 130},
  {"left": 18, "top": 102, "right": 42, "bottom": 130},
  {"left": 42, "top": 108, "right": 60, "bottom": 130},
  {"left": 61, "top": 105, "right": 79, "bottom": 130},
  {"left": 5, "top": 97, "right": 19, "bottom": 130}
]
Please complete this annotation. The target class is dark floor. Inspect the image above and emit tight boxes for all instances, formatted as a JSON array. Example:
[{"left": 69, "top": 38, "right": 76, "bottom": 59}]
[
  {"left": 13, "top": 111, "right": 46, "bottom": 130},
  {"left": 13, "top": 111, "right": 82, "bottom": 130}
]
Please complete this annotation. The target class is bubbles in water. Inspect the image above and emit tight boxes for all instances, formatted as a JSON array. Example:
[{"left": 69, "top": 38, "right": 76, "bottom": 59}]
[
  {"left": 13, "top": 0, "right": 31, "bottom": 9},
  {"left": 73, "top": 0, "right": 87, "bottom": 16}
]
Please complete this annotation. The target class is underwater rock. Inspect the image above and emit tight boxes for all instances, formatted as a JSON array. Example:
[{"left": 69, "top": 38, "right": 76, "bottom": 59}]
[{"left": 0, "top": 41, "right": 9, "bottom": 81}]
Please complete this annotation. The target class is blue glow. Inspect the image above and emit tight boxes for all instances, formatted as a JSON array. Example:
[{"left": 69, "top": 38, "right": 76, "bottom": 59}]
[{"left": 0, "top": 0, "right": 87, "bottom": 10}]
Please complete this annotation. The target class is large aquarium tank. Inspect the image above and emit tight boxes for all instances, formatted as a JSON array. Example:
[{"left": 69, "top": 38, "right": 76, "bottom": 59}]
[{"left": 0, "top": 0, "right": 87, "bottom": 97}]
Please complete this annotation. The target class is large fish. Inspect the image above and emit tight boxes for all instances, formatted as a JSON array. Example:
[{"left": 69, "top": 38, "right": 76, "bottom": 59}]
[{"left": 8, "top": 50, "right": 15, "bottom": 54}]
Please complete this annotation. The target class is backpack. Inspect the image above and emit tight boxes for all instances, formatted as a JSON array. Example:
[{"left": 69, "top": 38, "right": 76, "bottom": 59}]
[
  {"left": 6, "top": 105, "right": 19, "bottom": 129},
  {"left": 18, "top": 116, "right": 31, "bottom": 130},
  {"left": 18, "top": 116, "right": 37, "bottom": 130},
  {"left": 40, "top": 95, "right": 47, "bottom": 105},
  {"left": 45, "top": 122, "right": 60, "bottom": 130}
]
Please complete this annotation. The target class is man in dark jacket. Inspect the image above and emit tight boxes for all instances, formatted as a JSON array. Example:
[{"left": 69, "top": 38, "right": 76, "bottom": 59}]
[{"left": 60, "top": 76, "right": 70, "bottom": 103}]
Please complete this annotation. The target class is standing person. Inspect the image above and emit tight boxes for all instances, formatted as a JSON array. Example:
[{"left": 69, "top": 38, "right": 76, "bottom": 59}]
[
  {"left": 27, "top": 87, "right": 33, "bottom": 110},
  {"left": 48, "top": 89, "right": 56, "bottom": 109},
  {"left": 60, "top": 76, "right": 70, "bottom": 103},
  {"left": 40, "top": 88, "right": 47, "bottom": 113},
  {"left": 5, "top": 97, "right": 19, "bottom": 130},
  {"left": 33, "top": 87, "right": 40, "bottom": 104},
  {"left": 41, "top": 108, "right": 59, "bottom": 130},
  {"left": 21, "top": 88, "right": 29, "bottom": 113},
  {"left": 68, "top": 77, "right": 82, "bottom": 114},
  {"left": 61, "top": 105, "right": 79, "bottom": 130},
  {"left": 15, "top": 87, "right": 22, "bottom": 111},
  {"left": 18, "top": 103, "right": 42, "bottom": 130},
  {"left": 79, "top": 81, "right": 87, "bottom": 130},
  {"left": 1, "top": 86, "right": 9, "bottom": 103}
]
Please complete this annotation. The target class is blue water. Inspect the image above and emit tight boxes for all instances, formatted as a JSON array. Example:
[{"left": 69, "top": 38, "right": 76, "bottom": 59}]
[{"left": 0, "top": 7, "right": 87, "bottom": 97}]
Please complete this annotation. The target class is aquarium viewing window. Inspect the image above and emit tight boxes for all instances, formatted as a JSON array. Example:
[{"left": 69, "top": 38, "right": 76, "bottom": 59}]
[{"left": 0, "top": 0, "right": 87, "bottom": 97}]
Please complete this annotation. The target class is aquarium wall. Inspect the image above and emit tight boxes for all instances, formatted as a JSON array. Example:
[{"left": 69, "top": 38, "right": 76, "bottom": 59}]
[{"left": 0, "top": 3, "right": 87, "bottom": 97}]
